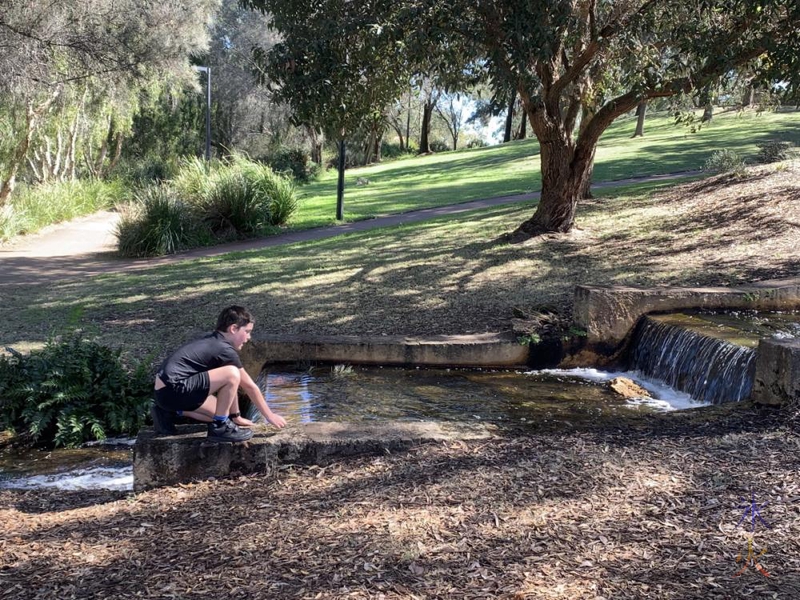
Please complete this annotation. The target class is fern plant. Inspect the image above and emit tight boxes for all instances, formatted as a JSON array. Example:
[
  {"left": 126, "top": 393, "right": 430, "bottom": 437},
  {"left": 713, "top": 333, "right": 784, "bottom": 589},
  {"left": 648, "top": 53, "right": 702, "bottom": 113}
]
[{"left": 0, "top": 335, "right": 153, "bottom": 448}]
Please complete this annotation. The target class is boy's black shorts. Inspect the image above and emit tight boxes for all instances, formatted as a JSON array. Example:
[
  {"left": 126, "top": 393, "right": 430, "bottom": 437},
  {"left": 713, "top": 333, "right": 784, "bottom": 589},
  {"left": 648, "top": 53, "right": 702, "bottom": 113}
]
[{"left": 154, "top": 372, "right": 211, "bottom": 412}]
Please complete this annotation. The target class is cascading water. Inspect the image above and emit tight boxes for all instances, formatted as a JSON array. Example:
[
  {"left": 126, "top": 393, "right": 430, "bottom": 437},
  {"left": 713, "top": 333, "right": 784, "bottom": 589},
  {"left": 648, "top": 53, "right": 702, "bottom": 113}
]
[{"left": 627, "top": 315, "right": 756, "bottom": 404}]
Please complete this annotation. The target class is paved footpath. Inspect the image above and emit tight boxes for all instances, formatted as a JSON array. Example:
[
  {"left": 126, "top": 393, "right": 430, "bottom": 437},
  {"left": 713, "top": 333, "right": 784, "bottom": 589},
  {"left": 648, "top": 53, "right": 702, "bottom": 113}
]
[{"left": 0, "top": 171, "right": 699, "bottom": 287}]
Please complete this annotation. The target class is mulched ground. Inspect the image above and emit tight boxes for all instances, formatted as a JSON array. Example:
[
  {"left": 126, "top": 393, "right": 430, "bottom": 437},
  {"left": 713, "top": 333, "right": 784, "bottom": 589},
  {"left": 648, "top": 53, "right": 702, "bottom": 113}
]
[{"left": 2, "top": 405, "right": 798, "bottom": 599}]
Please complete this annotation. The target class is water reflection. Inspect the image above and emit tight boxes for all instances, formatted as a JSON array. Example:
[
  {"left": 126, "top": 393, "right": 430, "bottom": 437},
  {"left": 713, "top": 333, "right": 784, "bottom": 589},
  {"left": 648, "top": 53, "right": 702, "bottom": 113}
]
[{"left": 251, "top": 365, "right": 705, "bottom": 426}]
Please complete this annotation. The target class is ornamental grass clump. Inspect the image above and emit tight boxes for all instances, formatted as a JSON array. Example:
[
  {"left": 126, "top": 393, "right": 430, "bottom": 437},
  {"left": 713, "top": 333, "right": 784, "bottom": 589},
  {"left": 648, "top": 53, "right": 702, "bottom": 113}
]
[
  {"left": 115, "top": 184, "right": 207, "bottom": 257},
  {"left": 196, "top": 168, "right": 271, "bottom": 237},
  {"left": 0, "top": 335, "right": 152, "bottom": 448}
]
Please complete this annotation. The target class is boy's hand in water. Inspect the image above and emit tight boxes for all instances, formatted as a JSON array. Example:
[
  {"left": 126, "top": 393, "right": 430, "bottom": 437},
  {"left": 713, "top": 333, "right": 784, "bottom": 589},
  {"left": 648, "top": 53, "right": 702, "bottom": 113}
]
[{"left": 266, "top": 411, "right": 287, "bottom": 428}]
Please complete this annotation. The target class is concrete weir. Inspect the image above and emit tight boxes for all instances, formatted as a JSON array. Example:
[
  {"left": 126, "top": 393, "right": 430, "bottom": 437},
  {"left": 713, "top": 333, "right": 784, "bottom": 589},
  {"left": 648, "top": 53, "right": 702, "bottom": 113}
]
[
  {"left": 573, "top": 276, "right": 800, "bottom": 350},
  {"left": 133, "top": 421, "right": 494, "bottom": 491},
  {"left": 238, "top": 332, "right": 529, "bottom": 373}
]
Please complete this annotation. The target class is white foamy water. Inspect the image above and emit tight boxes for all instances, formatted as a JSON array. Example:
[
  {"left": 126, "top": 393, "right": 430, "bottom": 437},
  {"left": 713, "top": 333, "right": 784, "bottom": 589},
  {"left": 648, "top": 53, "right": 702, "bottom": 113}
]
[
  {"left": 527, "top": 368, "right": 709, "bottom": 411},
  {"left": 0, "top": 465, "right": 133, "bottom": 492}
]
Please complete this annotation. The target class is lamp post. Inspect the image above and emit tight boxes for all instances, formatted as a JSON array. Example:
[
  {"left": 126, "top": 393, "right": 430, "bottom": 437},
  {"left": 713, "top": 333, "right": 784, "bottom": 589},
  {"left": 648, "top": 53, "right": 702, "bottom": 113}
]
[{"left": 193, "top": 65, "right": 211, "bottom": 161}]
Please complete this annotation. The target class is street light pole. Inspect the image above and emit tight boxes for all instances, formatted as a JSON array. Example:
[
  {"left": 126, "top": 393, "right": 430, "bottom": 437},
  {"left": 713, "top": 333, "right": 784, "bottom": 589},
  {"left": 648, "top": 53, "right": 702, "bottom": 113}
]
[{"left": 192, "top": 65, "right": 211, "bottom": 161}]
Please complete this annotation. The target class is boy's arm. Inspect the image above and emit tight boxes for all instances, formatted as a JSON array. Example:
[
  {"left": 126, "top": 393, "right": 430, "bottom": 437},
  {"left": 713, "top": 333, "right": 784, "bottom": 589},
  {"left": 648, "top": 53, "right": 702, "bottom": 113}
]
[{"left": 238, "top": 368, "right": 287, "bottom": 428}]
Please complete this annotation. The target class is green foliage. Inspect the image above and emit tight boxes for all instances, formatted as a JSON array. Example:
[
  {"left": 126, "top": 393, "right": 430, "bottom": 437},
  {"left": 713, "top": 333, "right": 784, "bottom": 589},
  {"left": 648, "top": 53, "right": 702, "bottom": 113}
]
[
  {"left": 116, "top": 155, "right": 298, "bottom": 255},
  {"left": 197, "top": 169, "right": 270, "bottom": 236},
  {"left": 467, "top": 139, "right": 489, "bottom": 149},
  {"left": 263, "top": 148, "right": 320, "bottom": 183},
  {"left": 115, "top": 184, "right": 208, "bottom": 257},
  {"left": 428, "top": 140, "right": 451, "bottom": 153},
  {"left": 219, "top": 155, "right": 298, "bottom": 227},
  {"left": 703, "top": 149, "right": 745, "bottom": 174},
  {"left": 0, "top": 335, "right": 152, "bottom": 448},
  {"left": 0, "top": 179, "right": 125, "bottom": 242},
  {"left": 517, "top": 333, "right": 541, "bottom": 346},
  {"left": 380, "top": 142, "right": 415, "bottom": 159},
  {"left": 117, "top": 155, "right": 180, "bottom": 185},
  {"left": 756, "top": 140, "right": 797, "bottom": 164}
]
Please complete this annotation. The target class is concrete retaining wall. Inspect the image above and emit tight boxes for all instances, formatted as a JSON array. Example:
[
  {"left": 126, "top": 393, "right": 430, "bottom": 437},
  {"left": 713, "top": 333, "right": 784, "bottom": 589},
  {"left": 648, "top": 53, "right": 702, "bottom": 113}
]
[
  {"left": 239, "top": 332, "right": 529, "bottom": 374},
  {"left": 573, "top": 277, "right": 800, "bottom": 350},
  {"left": 751, "top": 338, "right": 800, "bottom": 406},
  {"left": 133, "top": 421, "right": 493, "bottom": 491}
]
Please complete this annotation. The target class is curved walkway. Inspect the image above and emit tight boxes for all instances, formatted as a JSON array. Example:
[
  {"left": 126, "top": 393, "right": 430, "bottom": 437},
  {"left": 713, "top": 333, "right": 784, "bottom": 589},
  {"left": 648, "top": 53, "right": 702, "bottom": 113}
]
[{"left": 0, "top": 171, "right": 700, "bottom": 287}]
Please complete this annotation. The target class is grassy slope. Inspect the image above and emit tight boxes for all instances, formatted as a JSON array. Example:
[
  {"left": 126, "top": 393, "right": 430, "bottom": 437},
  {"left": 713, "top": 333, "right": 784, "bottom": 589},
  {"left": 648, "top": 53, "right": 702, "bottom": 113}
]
[
  {"left": 1, "top": 111, "right": 798, "bottom": 361},
  {"left": 291, "top": 109, "right": 800, "bottom": 228}
]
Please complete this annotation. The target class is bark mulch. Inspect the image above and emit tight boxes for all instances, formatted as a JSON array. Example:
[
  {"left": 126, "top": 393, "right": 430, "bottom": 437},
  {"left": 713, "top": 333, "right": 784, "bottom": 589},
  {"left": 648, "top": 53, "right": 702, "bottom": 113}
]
[{"left": 1, "top": 405, "right": 799, "bottom": 599}]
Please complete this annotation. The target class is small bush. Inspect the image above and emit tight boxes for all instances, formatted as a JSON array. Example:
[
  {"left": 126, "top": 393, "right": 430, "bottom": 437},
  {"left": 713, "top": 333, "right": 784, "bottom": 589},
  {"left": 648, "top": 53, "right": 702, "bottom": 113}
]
[
  {"left": 117, "top": 155, "right": 179, "bottom": 184},
  {"left": 429, "top": 140, "right": 451, "bottom": 153},
  {"left": 115, "top": 184, "right": 207, "bottom": 257},
  {"left": 0, "top": 335, "right": 152, "bottom": 448},
  {"left": 380, "top": 142, "right": 415, "bottom": 159},
  {"left": 756, "top": 140, "right": 796, "bottom": 164},
  {"left": 467, "top": 139, "right": 489, "bottom": 148},
  {"left": 703, "top": 149, "right": 745, "bottom": 174},
  {"left": 264, "top": 148, "right": 319, "bottom": 183}
]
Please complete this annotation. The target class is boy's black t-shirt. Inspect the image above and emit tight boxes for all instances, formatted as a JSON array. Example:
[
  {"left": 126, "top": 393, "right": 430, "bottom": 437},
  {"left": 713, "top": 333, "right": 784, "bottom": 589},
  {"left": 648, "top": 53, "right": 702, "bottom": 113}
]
[{"left": 157, "top": 331, "right": 242, "bottom": 384}]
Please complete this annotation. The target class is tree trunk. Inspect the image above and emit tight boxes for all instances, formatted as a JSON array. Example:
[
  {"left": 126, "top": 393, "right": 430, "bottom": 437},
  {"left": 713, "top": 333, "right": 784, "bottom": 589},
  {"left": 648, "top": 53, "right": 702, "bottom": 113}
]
[
  {"left": 405, "top": 87, "right": 412, "bottom": 149},
  {"left": 363, "top": 128, "right": 375, "bottom": 165},
  {"left": 515, "top": 112, "right": 527, "bottom": 140},
  {"left": 419, "top": 100, "right": 433, "bottom": 154},
  {"left": 108, "top": 132, "right": 124, "bottom": 174},
  {"left": 503, "top": 95, "right": 514, "bottom": 143},
  {"left": 374, "top": 130, "right": 382, "bottom": 162},
  {"left": 0, "top": 92, "right": 60, "bottom": 205},
  {"left": 702, "top": 102, "right": 713, "bottom": 122},
  {"left": 632, "top": 100, "right": 646, "bottom": 137},
  {"left": 516, "top": 145, "right": 592, "bottom": 235},
  {"left": 306, "top": 126, "right": 323, "bottom": 164},
  {"left": 742, "top": 84, "right": 755, "bottom": 107},
  {"left": 336, "top": 139, "right": 345, "bottom": 220}
]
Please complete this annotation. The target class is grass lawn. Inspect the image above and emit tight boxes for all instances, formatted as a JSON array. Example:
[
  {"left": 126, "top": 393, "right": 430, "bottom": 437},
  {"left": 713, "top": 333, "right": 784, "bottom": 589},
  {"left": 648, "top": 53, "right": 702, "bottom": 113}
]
[
  {"left": 1, "top": 161, "right": 797, "bottom": 364},
  {"left": 290, "top": 109, "right": 800, "bottom": 228}
]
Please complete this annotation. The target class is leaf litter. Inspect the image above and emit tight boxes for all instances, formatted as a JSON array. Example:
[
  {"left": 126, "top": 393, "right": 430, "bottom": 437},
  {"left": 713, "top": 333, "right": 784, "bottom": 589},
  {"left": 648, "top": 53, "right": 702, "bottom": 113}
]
[{"left": 1, "top": 404, "right": 799, "bottom": 598}]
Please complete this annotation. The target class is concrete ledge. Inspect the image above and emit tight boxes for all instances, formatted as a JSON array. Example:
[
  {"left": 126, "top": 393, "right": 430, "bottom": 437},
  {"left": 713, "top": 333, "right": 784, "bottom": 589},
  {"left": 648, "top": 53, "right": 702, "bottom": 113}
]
[
  {"left": 133, "top": 421, "right": 494, "bottom": 491},
  {"left": 239, "top": 332, "right": 529, "bottom": 373},
  {"left": 573, "top": 277, "right": 800, "bottom": 349},
  {"left": 752, "top": 338, "right": 800, "bottom": 406}
]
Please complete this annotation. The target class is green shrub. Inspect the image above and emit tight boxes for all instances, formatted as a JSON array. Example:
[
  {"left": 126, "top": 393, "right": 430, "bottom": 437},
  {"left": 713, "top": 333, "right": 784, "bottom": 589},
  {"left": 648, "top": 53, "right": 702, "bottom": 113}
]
[
  {"left": 117, "top": 155, "right": 298, "bottom": 255},
  {"left": 0, "top": 179, "right": 126, "bottom": 242},
  {"left": 264, "top": 148, "right": 319, "bottom": 183},
  {"left": 703, "top": 149, "right": 745, "bottom": 174},
  {"left": 380, "top": 142, "right": 415, "bottom": 159},
  {"left": 115, "top": 184, "right": 207, "bottom": 257},
  {"left": 756, "top": 140, "right": 796, "bottom": 164},
  {"left": 429, "top": 139, "right": 451, "bottom": 153},
  {"left": 0, "top": 335, "right": 152, "bottom": 448},
  {"left": 171, "top": 156, "right": 217, "bottom": 202},
  {"left": 197, "top": 169, "right": 270, "bottom": 236},
  {"left": 117, "top": 155, "right": 179, "bottom": 184},
  {"left": 467, "top": 139, "right": 489, "bottom": 148},
  {"left": 265, "top": 175, "right": 298, "bottom": 226}
]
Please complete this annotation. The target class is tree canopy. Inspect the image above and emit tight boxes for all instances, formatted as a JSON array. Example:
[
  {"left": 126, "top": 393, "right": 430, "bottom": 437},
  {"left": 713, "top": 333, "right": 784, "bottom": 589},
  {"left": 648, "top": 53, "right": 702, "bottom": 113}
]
[
  {"left": 249, "top": 0, "right": 800, "bottom": 234},
  {"left": 0, "top": 0, "right": 221, "bottom": 203}
]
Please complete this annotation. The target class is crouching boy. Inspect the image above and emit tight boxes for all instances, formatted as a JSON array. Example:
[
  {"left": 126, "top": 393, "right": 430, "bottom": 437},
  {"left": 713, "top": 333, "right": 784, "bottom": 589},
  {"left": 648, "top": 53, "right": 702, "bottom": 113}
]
[{"left": 151, "top": 305, "right": 286, "bottom": 442}]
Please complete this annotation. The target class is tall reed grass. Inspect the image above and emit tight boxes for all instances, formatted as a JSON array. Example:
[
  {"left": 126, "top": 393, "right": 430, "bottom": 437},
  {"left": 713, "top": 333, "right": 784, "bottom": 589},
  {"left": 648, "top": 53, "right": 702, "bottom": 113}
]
[{"left": 0, "top": 179, "right": 125, "bottom": 242}]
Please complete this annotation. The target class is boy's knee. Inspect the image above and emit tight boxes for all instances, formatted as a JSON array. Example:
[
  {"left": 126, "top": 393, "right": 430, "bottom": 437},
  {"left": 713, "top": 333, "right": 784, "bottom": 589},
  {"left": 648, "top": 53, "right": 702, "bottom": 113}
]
[{"left": 224, "top": 366, "right": 241, "bottom": 385}]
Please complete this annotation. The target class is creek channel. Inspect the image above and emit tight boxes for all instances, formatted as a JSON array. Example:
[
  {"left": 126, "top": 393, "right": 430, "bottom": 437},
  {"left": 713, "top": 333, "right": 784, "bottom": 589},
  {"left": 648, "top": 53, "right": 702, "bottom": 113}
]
[{"left": 3, "top": 309, "right": 795, "bottom": 492}]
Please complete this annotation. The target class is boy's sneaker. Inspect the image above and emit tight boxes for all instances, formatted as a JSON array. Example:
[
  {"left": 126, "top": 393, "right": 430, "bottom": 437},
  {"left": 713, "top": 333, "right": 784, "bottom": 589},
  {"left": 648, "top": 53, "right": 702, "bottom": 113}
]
[
  {"left": 207, "top": 419, "right": 253, "bottom": 443},
  {"left": 151, "top": 403, "right": 177, "bottom": 435}
]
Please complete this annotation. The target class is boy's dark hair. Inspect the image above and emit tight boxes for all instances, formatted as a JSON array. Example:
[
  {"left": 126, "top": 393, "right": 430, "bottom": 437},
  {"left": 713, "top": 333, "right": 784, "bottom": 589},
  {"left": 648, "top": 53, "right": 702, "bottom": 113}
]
[{"left": 216, "top": 306, "right": 254, "bottom": 332}]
